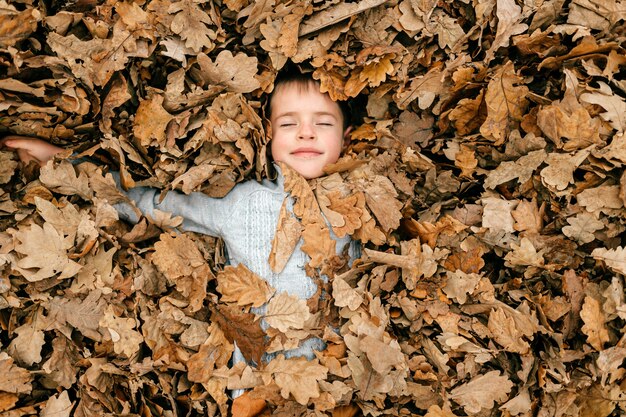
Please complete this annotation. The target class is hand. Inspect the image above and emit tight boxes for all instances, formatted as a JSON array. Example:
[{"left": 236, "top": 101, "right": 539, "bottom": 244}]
[{"left": 0, "top": 135, "right": 64, "bottom": 166}]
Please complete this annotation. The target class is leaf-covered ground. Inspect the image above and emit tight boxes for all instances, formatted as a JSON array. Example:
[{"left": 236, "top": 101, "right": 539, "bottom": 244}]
[{"left": 1, "top": 0, "right": 626, "bottom": 416}]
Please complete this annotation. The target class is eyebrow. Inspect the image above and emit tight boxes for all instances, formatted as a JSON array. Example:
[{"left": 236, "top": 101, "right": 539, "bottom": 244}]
[{"left": 273, "top": 111, "right": 338, "bottom": 119}]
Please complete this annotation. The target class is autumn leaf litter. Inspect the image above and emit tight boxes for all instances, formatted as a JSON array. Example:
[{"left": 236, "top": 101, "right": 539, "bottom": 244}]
[{"left": 1, "top": 0, "right": 626, "bottom": 416}]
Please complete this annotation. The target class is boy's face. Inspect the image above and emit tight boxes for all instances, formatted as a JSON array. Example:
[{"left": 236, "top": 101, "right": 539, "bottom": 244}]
[{"left": 270, "top": 82, "right": 349, "bottom": 179}]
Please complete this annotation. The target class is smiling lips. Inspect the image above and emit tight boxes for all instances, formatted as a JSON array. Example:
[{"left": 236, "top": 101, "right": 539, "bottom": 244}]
[{"left": 291, "top": 148, "right": 323, "bottom": 158}]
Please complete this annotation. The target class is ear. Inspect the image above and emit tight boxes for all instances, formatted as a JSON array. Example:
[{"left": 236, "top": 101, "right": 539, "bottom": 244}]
[{"left": 342, "top": 126, "right": 352, "bottom": 148}]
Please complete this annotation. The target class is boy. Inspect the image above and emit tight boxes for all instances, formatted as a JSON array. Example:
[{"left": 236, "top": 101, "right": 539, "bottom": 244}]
[{"left": 2, "top": 70, "right": 356, "bottom": 404}]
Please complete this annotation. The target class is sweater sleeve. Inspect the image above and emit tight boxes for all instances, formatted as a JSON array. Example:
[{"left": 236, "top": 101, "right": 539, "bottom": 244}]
[{"left": 111, "top": 171, "right": 234, "bottom": 238}]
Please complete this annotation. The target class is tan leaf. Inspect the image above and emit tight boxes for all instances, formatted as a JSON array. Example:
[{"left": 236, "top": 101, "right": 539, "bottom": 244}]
[
  {"left": 0, "top": 353, "right": 32, "bottom": 394},
  {"left": 269, "top": 199, "right": 303, "bottom": 273},
  {"left": 454, "top": 145, "right": 478, "bottom": 179},
  {"left": 196, "top": 50, "right": 260, "bottom": 93},
  {"left": 216, "top": 264, "right": 275, "bottom": 308},
  {"left": 442, "top": 270, "right": 481, "bottom": 304},
  {"left": 580, "top": 295, "right": 610, "bottom": 351},
  {"left": 264, "top": 355, "right": 328, "bottom": 405},
  {"left": 133, "top": 94, "right": 175, "bottom": 149},
  {"left": 359, "top": 335, "right": 405, "bottom": 375},
  {"left": 41, "top": 335, "right": 80, "bottom": 389},
  {"left": 563, "top": 212, "right": 604, "bottom": 244},
  {"left": 480, "top": 61, "right": 529, "bottom": 144},
  {"left": 298, "top": 0, "right": 387, "bottom": 36},
  {"left": 347, "top": 352, "right": 394, "bottom": 400},
  {"left": 40, "top": 160, "right": 93, "bottom": 200},
  {"left": 12, "top": 222, "right": 82, "bottom": 281},
  {"left": 481, "top": 197, "right": 517, "bottom": 233},
  {"left": 484, "top": 0, "right": 529, "bottom": 62},
  {"left": 363, "top": 175, "right": 402, "bottom": 233},
  {"left": 484, "top": 149, "right": 546, "bottom": 189},
  {"left": 168, "top": 0, "right": 216, "bottom": 53},
  {"left": 152, "top": 233, "right": 211, "bottom": 312},
  {"left": 265, "top": 292, "right": 311, "bottom": 333},
  {"left": 281, "top": 162, "right": 324, "bottom": 225},
  {"left": 394, "top": 66, "right": 444, "bottom": 110},
  {"left": 0, "top": 151, "right": 18, "bottom": 184},
  {"left": 511, "top": 199, "right": 543, "bottom": 233},
  {"left": 488, "top": 307, "right": 531, "bottom": 354},
  {"left": 41, "top": 391, "right": 73, "bottom": 417},
  {"left": 580, "top": 83, "right": 626, "bottom": 133},
  {"left": 540, "top": 148, "right": 591, "bottom": 191},
  {"left": 432, "top": 9, "right": 465, "bottom": 49},
  {"left": 577, "top": 185, "right": 624, "bottom": 214},
  {"left": 332, "top": 277, "right": 362, "bottom": 311},
  {"left": 504, "top": 237, "right": 544, "bottom": 268},
  {"left": 49, "top": 291, "right": 106, "bottom": 341},
  {"left": 7, "top": 316, "right": 45, "bottom": 366},
  {"left": 537, "top": 69, "right": 602, "bottom": 150},
  {"left": 449, "top": 371, "right": 513, "bottom": 414},
  {"left": 187, "top": 323, "right": 233, "bottom": 384},
  {"left": 210, "top": 304, "right": 266, "bottom": 365},
  {"left": 99, "top": 305, "right": 143, "bottom": 358},
  {"left": 300, "top": 222, "right": 336, "bottom": 269},
  {"left": 0, "top": 7, "right": 40, "bottom": 48}
]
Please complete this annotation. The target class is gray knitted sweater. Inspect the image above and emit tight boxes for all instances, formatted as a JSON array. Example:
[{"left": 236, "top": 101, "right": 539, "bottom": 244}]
[{"left": 114, "top": 166, "right": 356, "bottom": 371}]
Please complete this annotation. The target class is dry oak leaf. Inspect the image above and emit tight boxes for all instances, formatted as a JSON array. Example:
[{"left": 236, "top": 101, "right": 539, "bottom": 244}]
[
  {"left": 152, "top": 233, "right": 211, "bottom": 312},
  {"left": 454, "top": 145, "right": 478, "bottom": 179},
  {"left": 280, "top": 162, "right": 324, "bottom": 224},
  {"left": 0, "top": 6, "right": 41, "bottom": 48},
  {"left": 484, "top": 149, "right": 546, "bottom": 189},
  {"left": 196, "top": 50, "right": 260, "bottom": 93},
  {"left": 580, "top": 82, "right": 626, "bottom": 133},
  {"left": 504, "top": 237, "right": 544, "bottom": 268},
  {"left": 580, "top": 295, "right": 610, "bottom": 351},
  {"left": 359, "top": 335, "right": 406, "bottom": 375},
  {"left": 442, "top": 270, "right": 481, "bottom": 304},
  {"left": 540, "top": 148, "right": 591, "bottom": 191},
  {"left": 449, "top": 370, "right": 514, "bottom": 414},
  {"left": 0, "top": 353, "right": 32, "bottom": 394},
  {"left": 536, "top": 69, "right": 602, "bottom": 151},
  {"left": 0, "top": 151, "right": 18, "bottom": 184},
  {"left": 269, "top": 199, "right": 303, "bottom": 273},
  {"left": 592, "top": 246, "right": 626, "bottom": 276},
  {"left": 265, "top": 292, "right": 312, "bottom": 333},
  {"left": 216, "top": 263, "right": 275, "bottom": 308},
  {"left": 187, "top": 323, "right": 234, "bottom": 384},
  {"left": 133, "top": 94, "right": 175, "bottom": 150},
  {"left": 484, "top": 0, "right": 528, "bottom": 62},
  {"left": 332, "top": 276, "right": 363, "bottom": 311},
  {"left": 47, "top": 21, "right": 149, "bottom": 88},
  {"left": 40, "top": 390, "right": 73, "bottom": 417},
  {"left": 577, "top": 185, "right": 624, "bottom": 214},
  {"left": 488, "top": 307, "right": 531, "bottom": 354},
  {"left": 481, "top": 197, "right": 517, "bottom": 233},
  {"left": 210, "top": 304, "right": 266, "bottom": 365},
  {"left": 300, "top": 221, "right": 337, "bottom": 269},
  {"left": 7, "top": 310, "right": 46, "bottom": 366},
  {"left": 299, "top": 0, "right": 387, "bottom": 36},
  {"left": 479, "top": 61, "right": 529, "bottom": 145},
  {"left": 563, "top": 212, "right": 604, "bottom": 244},
  {"left": 168, "top": 0, "right": 216, "bottom": 53},
  {"left": 347, "top": 351, "right": 394, "bottom": 400},
  {"left": 431, "top": 9, "right": 465, "bottom": 50},
  {"left": 395, "top": 66, "right": 444, "bottom": 110},
  {"left": 263, "top": 355, "right": 328, "bottom": 405},
  {"left": 40, "top": 160, "right": 93, "bottom": 200},
  {"left": 49, "top": 291, "right": 106, "bottom": 342},
  {"left": 12, "top": 222, "right": 82, "bottom": 282},
  {"left": 362, "top": 175, "right": 403, "bottom": 233},
  {"left": 511, "top": 199, "right": 543, "bottom": 233},
  {"left": 99, "top": 306, "right": 143, "bottom": 358}
]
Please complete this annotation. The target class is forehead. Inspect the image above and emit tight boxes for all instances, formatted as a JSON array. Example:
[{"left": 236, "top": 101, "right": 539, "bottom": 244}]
[{"left": 269, "top": 81, "right": 343, "bottom": 117}]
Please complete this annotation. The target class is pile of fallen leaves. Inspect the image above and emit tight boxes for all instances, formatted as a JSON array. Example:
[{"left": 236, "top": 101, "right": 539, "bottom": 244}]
[{"left": 1, "top": 0, "right": 626, "bottom": 416}]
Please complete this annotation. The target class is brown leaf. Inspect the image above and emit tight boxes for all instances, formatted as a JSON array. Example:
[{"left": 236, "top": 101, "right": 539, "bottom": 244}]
[
  {"left": 196, "top": 50, "right": 260, "bottom": 93},
  {"left": 0, "top": 353, "right": 32, "bottom": 394},
  {"left": 0, "top": 7, "right": 40, "bottom": 48},
  {"left": 216, "top": 263, "right": 275, "bottom": 308},
  {"left": 449, "top": 371, "right": 513, "bottom": 414},
  {"left": 210, "top": 304, "right": 266, "bottom": 365},
  {"left": 152, "top": 233, "right": 212, "bottom": 312},
  {"left": 480, "top": 61, "right": 529, "bottom": 145},
  {"left": 580, "top": 295, "right": 610, "bottom": 351},
  {"left": 168, "top": 0, "right": 216, "bottom": 53},
  {"left": 264, "top": 355, "right": 328, "bottom": 405},
  {"left": 265, "top": 292, "right": 311, "bottom": 333},
  {"left": 268, "top": 199, "right": 303, "bottom": 273}
]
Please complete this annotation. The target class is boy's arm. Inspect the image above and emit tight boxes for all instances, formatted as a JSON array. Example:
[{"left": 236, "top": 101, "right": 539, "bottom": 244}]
[{"left": 2, "top": 135, "right": 230, "bottom": 238}]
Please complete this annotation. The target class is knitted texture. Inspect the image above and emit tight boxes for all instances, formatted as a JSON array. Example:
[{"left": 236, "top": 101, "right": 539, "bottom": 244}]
[{"left": 113, "top": 166, "right": 356, "bottom": 370}]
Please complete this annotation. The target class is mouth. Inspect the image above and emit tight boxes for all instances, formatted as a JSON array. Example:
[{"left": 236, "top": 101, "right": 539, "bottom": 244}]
[{"left": 291, "top": 148, "right": 323, "bottom": 158}]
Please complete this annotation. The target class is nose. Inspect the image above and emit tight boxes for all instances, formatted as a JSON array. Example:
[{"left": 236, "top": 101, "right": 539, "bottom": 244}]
[{"left": 298, "top": 122, "right": 315, "bottom": 140}]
